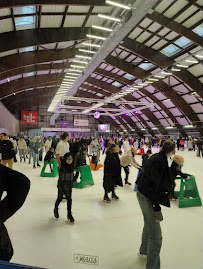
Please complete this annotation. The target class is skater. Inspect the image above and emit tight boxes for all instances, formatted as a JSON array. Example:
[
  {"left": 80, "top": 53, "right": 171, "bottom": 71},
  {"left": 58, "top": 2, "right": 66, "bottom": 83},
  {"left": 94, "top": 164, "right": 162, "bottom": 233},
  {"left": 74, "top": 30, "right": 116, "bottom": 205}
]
[
  {"left": 0, "top": 164, "right": 30, "bottom": 261},
  {"left": 74, "top": 146, "right": 87, "bottom": 181},
  {"left": 18, "top": 136, "right": 27, "bottom": 162},
  {"left": 0, "top": 133, "right": 15, "bottom": 169},
  {"left": 103, "top": 144, "right": 123, "bottom": 202},
  {"left": 44, "top": 147, "right": 55, "bottom": 172},
  {"left": 196, "top": 137, "right": 203, "bottom": 157},
  {"left": 54, "top": 153, "right": 75, "bottom": 223},
  {"left": 142, "top": 149, "right": 152, "bottom": 167},
  {"left": 33, "top": 137, "right": 41, "bottom": 168},
  {"left": 170, "top": 155, "right": 189, "bottom": 200},
  {"left": 137, "top": 139, "right": 176, "bottom": 269},
  {"left": 120, "top": 147, "right": 141, "bottom": 185},
  {"left": 91, "top": 152, "right": 98, "bottom": 170}
]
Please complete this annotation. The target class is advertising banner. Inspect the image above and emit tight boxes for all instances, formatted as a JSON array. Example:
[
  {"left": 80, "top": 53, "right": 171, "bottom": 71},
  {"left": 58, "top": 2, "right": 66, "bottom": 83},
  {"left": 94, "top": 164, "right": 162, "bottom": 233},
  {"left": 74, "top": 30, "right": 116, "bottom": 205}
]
[
  {"left": 74, "top": 119, "right": 89, "bottom": 127},
  {"left": 21, "top": 111, "right": 38, "bottom": 125},
  {"left": 98, "top": 124, "right": 110, "bottom": 132}
]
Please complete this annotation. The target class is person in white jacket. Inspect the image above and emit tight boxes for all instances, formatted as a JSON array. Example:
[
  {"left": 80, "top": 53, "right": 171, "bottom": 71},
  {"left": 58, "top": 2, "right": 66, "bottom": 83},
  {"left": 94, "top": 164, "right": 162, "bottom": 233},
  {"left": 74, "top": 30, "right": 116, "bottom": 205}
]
[
  {"left": 45, "top": 137, "right": 52, "bottom": 153},
  {"left": 18, "top": 136, "right": 27, "bottom": 162},
  {"left": 120, "top": 147, "right": 141, "bottom": 185},
  {"left": 123, "top": 136, "right": 131, "bottom": 155}
]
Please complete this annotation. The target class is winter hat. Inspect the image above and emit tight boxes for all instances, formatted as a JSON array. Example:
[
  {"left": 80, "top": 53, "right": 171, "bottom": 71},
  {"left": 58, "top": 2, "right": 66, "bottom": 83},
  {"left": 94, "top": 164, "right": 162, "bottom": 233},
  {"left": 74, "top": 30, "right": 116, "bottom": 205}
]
[{"left": 173, "top": 155, "right": 184, "bottom": 165}]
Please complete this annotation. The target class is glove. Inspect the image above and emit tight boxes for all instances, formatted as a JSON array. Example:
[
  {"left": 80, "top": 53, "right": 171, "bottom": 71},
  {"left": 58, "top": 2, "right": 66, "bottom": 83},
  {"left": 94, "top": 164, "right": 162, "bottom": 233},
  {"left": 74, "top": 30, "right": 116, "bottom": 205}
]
[{"left": 155, "top": 211, "right": 163, "bottom": 222}]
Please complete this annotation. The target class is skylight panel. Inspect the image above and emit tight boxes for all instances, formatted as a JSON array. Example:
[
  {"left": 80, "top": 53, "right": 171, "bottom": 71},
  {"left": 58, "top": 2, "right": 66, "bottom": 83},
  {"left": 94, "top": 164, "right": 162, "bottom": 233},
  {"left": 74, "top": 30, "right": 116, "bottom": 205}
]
[
  {"left": 112, "top": 81, "right": 122, "bottom": 87},
  {"left": 139, "top": 63, "right": 154, "bottom": 70},
  {"left": 174, "top": 37, "right": 192, "bottom": 48},
  {"left": 161, "top": 44, "right": 180, "bottom": 57},
  {"left": 192, "top": 25, "right": 203, "bottom": 36},
  {"left": 24, "top": 72, "right": 35, "bottom": 77},
  {"left": 123, "top": 73, "right": 136, "bottom": 80},
  {"left": 19, "top": 46, "right": 35, "bottom": 53},
  {"left": 14, "top": 6, "right": 36, "bottom": 30},
  {"left": 13, "top": 6, "right": 35, "bottom": 15}
]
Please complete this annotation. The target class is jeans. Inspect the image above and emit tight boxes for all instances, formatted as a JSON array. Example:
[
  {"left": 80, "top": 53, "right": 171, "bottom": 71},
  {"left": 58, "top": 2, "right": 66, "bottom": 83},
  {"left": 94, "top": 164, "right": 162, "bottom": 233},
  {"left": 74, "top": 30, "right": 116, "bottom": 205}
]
[
  {"left": 137, "top": 191, "right": 162, "bottom": 269},
  {"left": 28, "top": 148, "right": 33, "bottom": 163},
  {"left": 55, "top": 180, "right": 73, "bottom": 214},
  {"left": 19, "top": 149, "right": 25, "bottom": 161},
  {"left": 123, "top": 166, "right": 130, "bottom": 182},
  {"left": 33, "top": 152, "right": 39, "bottom": 166}
]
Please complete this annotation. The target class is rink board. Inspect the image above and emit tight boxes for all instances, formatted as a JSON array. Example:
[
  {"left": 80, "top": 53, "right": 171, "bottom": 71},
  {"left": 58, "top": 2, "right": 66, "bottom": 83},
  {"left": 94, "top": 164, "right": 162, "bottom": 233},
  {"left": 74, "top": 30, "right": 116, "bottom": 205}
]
[{"left": 0, "top": 261, "right": 46, "bottom": 269}]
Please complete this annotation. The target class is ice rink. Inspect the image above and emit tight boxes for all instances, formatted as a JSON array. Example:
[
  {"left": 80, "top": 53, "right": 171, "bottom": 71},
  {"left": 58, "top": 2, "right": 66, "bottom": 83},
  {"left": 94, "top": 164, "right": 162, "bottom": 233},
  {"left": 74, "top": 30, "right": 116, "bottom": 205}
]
[{"left": 5, "top": 148, "right": 203, "bottom": 269}]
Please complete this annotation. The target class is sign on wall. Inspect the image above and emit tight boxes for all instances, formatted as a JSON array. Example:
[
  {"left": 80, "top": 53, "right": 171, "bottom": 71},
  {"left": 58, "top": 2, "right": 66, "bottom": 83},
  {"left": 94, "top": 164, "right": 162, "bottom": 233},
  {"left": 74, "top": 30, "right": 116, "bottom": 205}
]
[
  {"left": 21, "top": 111, "right": 38, "bottom": 125},
  {"left": 74, "top": 119, "right": 89, "bottom": 126}
]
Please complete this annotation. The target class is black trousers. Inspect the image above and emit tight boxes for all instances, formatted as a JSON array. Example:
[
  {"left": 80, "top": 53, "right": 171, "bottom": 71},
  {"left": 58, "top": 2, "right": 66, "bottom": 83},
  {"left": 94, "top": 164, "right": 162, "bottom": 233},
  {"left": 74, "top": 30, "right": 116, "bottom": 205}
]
[
  {"left": 123, "top": 166, "right": 130, "bottom": 182},
  {"left": 55, "top": 181, "right": 73, "bottom": 214}
]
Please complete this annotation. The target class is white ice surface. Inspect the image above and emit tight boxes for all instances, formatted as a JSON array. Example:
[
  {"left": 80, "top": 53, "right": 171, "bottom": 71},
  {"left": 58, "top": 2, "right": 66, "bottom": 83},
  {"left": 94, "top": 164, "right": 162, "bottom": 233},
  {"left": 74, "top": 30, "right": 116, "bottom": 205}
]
[{"left": 4, "top": 147, "right": 203, "bottom": 269}]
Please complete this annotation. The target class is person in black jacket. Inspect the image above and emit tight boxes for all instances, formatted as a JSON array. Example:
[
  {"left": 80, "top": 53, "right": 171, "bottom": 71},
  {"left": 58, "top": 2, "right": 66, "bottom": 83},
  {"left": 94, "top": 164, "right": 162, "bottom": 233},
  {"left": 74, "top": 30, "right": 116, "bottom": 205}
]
[
  {"left": 0, "top": 164, "right": 30, "bottom": 261},
  {"left": 137, "top": 139, "right": 175, "bottom": 269},
  {"left": 170, "top": 155, "right": 189, "bottom": 200},
  {"left": 54, "top": 153, "right": 75, "bottom": 223},
  {"left": 141, "top": 149, "right": 152, "bottom": 168},
  {"left": 0, "top": 133, "right": 15, "bottom": 169},
  {"left": 103, "top": 144, "right": 123, "bottom": 202},
  {"left": 44, "top": 147, "right": 55, "bottom": 172}
]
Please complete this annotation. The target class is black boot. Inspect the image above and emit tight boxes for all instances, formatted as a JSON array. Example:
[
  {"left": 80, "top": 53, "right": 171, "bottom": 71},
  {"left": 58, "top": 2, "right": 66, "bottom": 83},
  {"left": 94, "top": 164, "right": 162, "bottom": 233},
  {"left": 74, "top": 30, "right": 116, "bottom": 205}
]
[{"left": 54, "top": 207, "right": 59, "bottom": 219}]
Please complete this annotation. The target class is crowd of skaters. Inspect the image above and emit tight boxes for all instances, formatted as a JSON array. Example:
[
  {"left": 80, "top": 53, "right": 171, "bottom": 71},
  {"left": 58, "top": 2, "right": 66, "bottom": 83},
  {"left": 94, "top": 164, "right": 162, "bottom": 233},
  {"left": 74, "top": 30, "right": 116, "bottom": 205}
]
[{"left": 0, "top": 131, "right": 202, "bottom": 268}]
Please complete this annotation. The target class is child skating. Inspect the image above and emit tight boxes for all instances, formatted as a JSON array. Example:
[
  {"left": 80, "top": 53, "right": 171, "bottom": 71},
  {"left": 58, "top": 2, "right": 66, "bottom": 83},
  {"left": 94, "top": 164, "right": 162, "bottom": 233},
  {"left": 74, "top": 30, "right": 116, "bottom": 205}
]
[{"left": 54, "top": 153, "right": 75, "bottom": 223}]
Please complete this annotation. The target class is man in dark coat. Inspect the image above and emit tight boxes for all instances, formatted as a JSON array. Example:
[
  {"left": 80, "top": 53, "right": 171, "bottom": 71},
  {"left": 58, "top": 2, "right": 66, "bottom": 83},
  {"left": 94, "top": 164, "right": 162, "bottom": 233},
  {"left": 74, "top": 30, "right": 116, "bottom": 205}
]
[
  {"left": 137, "top": 140, "right": 175, "bottom": 269},
  {"left": 0, "top": 133, "right": 15, "bottom": 169},
  {"left": 0, "top": 164, "right": 30, "bottom": 261}
]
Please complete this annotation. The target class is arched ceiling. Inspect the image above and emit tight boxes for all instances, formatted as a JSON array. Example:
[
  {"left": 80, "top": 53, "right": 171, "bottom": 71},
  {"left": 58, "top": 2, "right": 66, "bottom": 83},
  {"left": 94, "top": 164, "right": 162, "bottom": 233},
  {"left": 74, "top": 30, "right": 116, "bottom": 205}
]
[{"left": 0, "top": 0, "right": 203, "bottom": 136}]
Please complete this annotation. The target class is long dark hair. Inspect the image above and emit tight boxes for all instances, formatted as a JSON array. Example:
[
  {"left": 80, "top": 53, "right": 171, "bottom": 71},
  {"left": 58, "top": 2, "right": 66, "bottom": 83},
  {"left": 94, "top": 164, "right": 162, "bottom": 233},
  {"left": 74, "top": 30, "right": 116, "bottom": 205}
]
[
  {"left": 106, "top": 144, "right": 116, "bottom": 154},
  {"left": 60, "top": 132, "right": 69, "bottom": 140}
]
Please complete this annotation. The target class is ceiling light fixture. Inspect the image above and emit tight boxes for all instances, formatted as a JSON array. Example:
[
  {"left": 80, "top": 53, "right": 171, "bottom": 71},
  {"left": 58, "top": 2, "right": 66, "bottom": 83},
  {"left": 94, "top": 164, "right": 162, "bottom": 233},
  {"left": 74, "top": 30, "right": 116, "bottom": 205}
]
[
  {"left": 145, "top": 81, "right": 153, "bottom": 84},
  {"left": 65, "top": 73, "right": 79, "bottom": 77},
  {"left": 165, "top": 126, "right": 174, "bottom": 129},
  {"left": 161, "top": 72, "right": 172, "bottom": 75},
  {"left": 92, "top": 25, "right": 113, "bottom": 32},
  {"left": 184, "top": 125, "right": 194, "bottom": 128},
  {"left": 63, "top": 79, "right": 76, "bottom": 82},
  {"left": 106, "top": 0, "right": 131, "bottom": 10},
  {"left": 68, "top": 69, "right": 83, "bottom": 73},
  {"left": 185, "top": 59, "right": 198, "bottom": 64},
  {"left": 86, "top": 34, "right": 107, "bottom": 40},
  {"left": 176, "top": 64, "right": 188, "bottom": 68},
  {"left": 64, "top": 76, "right": 78, "bottom": 79},
  {"left": 98, "top": 14, "right": 121, "bottom": 22},
  {"left": 79, "top": 49, "right": 96, "bottom": 54},
  {"left": 75, "top": 55, "right": 92, "bottom": 60},
  {"left": 195, "top": 54, "right": 203, "bottom": 59},
  {"left": 72, "top": 59, "right": 88, "bottom": 64},
  {"left": 154, "top": 75, "right": 165, "bottom": 78},
  {"left": 82, "top": 42, "right": 101, "bottom": 48},
  {"left": 70, "top": 64, "right": 85, "bottom": 69}
]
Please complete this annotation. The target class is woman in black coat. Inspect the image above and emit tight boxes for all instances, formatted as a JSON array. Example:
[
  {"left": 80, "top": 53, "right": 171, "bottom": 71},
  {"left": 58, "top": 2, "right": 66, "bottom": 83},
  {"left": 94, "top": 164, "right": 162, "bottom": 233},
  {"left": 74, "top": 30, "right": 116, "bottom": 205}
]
[
  {"left": 137, "top": 140, "right": 175, "bottom": 269},
  {"left": 103, "top": 144, "right": 123, "bottom": 202}
]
